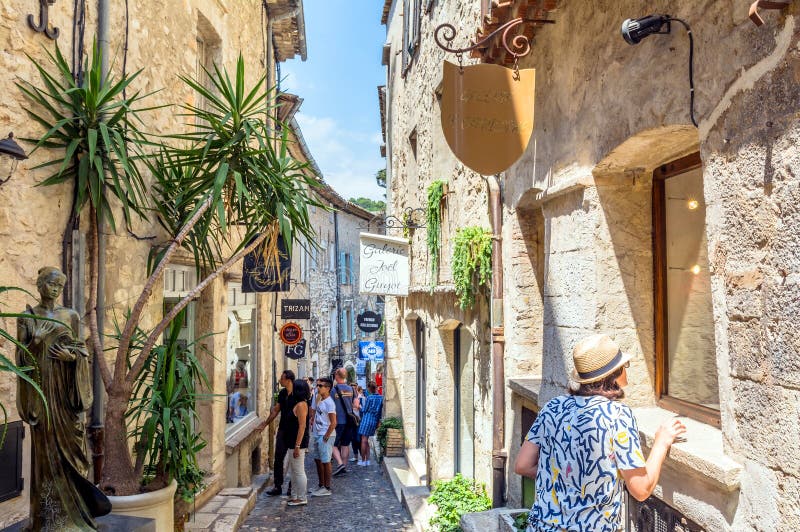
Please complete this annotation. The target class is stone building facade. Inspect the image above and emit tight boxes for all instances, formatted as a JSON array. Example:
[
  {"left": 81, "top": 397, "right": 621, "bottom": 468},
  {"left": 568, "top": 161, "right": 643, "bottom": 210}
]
[
  {"left": 279, "top": 118, "right": 383, "bottom": 383},
  {"left": 381, "top": 0, "right": 800, "bottom": 530},
  {"left": 0, "top": 0, "right": 307, "bottom": 526}
]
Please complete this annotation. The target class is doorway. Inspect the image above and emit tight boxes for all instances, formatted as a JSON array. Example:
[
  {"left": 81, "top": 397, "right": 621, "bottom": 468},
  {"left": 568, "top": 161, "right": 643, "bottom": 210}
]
[
  {"left": 453, "top": 324, "right": 474, "bottom": 477},
  {"left": 415, "top": 318, "right": 426, "bottom": 448}
]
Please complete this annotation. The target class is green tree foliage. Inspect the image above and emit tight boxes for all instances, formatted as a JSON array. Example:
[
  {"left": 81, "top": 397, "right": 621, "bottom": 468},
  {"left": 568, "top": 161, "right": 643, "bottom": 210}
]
[
  {"left": 349, "top": 197, "right": 386, "bottom": 212},
  {"left": 452, "top": 226, "right": 493, "bottom": 309},
  {"left": 426, "top": 180, "right": 447, "bottom": 291},
  {"left": 429, "top": 474, "right": 492, "bottom": 532},
  {"left": 376, "top": 168, "right": 386, "bottom": 189}
]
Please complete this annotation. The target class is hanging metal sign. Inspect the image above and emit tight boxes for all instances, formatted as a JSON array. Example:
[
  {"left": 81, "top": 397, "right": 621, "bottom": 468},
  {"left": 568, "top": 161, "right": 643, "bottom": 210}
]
[
  {"left": 356, "top": 310, "right": 382, "bottom": 333},
  {"left": 242, "top": 234, "right": 291, "bottom": 293},
  {"left": 285, "top": 339, "right": 307, "bottom": 360},
  {"left": 359, "top": 233, "right": 410, "bottom": 296},
  {"left": 279, "top": 322, "right": 303, "bottom": 346},
  {"left": 359, "top": 341, "right": 385, "bottom": 362},
  {"left": 281, "top": 299, "right": 310, "bottom": 320},
  {"left": 440, "top": 61, "right": 535, "bottom": 175}
]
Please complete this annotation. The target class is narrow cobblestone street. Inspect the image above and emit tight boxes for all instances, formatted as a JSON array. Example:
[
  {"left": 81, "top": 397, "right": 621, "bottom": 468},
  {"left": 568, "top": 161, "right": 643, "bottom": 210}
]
[{"left": 240, "top": 454, "right": 414, "bottom": 532}]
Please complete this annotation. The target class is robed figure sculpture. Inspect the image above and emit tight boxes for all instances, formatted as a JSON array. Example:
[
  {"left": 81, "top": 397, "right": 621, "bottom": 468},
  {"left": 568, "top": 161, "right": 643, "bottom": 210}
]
[{"left": 16, "top": 267, "right": 110, "bottom": 531}]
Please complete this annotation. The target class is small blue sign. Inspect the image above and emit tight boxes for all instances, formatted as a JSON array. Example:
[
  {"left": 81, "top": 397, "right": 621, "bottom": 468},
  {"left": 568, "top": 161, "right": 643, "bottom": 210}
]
[
  {"left": 359, "top": 341, "right": 385, "bottom": 362},
  {"left": 356, "top": 360, "right": 367, "bottom": 375}
]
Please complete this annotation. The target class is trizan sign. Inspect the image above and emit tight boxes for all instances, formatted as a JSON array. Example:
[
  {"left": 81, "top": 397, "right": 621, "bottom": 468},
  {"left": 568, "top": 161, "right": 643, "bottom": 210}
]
[{"left": 359, "top": 233, "right": 410, "bottom": 296}]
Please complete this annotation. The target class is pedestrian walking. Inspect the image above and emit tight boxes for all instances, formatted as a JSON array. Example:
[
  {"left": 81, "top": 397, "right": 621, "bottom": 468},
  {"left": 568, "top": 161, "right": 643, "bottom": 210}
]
[
  {"left": 330, "top": 368, "right": 357, "bottom": 476},
  {"left": 350, "top": 384, "right": 365, "bottom": 463},
  {"left": 264, "top": 370, "right": 297, "bottom": 496},
  {"left": 514, "top": 334, "right": 686, "bottom": 532},
  {"left": 309, "top": 377, "right": 337, "bottom": 497},
  {"left": 357, "top": 382, "right": 383, "bottom": 466},
  {"left": 285, "top": 379, "right": 311, "bottom": 506}
]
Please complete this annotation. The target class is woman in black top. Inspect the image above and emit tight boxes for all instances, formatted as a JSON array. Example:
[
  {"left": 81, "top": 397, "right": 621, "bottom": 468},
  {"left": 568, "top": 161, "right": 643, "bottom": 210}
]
[{"left": 286, "top": 379, "right": 310, "bottom": 506}]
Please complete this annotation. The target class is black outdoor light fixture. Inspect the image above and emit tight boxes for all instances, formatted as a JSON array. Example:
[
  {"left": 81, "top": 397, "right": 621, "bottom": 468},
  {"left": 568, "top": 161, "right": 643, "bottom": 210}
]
[
  {"left": 621, "top": 14, "right": 698, "bottom": 127},
  {"left": 621, "top": 15, "right": 671, "bottom": 45},
  {"left": 0, "top": 133, "right": 28, "bottom": 186}
]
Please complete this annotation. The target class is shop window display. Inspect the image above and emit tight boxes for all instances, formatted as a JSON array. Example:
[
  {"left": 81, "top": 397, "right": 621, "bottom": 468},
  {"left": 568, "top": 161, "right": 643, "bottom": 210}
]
[{"left": 226, "top": 283, "right": 257, "bottom": 428}]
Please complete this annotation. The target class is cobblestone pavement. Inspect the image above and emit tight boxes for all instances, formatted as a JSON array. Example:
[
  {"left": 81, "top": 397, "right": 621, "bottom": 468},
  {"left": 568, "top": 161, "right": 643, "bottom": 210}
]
[{"left": 240, "top": 453, "right": 415, "bottom": 532}]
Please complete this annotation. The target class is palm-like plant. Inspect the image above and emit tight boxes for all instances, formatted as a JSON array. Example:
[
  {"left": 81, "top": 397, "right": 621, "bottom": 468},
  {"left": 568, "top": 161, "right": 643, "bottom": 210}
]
[
  {"left": 20, "top": 44, "right": 322, "bottom": 496},
  {"left": 0, "top": 287, "right": 49, "bottom": 447}
]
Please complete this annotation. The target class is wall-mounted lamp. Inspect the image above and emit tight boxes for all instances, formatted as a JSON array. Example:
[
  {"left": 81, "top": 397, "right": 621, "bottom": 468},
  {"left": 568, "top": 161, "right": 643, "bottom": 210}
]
[
  {"left": 0, "top": 133, "right": 29, "bottom": 186},
  {"left": 621, "top": 14, "right": 698, "bottom": 127},
  {"left": 621, "top": 15, "right": 671, "bottom": 45}
]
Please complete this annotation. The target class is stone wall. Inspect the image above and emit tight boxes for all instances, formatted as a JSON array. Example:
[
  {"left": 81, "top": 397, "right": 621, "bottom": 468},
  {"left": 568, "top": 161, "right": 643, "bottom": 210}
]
[{"left": 385, "top": 0, "right": 800, "bottom": 529}]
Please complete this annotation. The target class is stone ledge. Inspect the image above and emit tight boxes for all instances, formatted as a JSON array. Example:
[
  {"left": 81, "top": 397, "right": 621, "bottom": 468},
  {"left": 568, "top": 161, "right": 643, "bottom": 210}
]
[
  {"left": 509, "top": 377, "right": 543, "bottom": 407},
  {"left": 408, "top": 283, "right": 455, "bottom": 294},
  {"left": 530, "top": 174, "right": 594, "bottom": 206},
  {"left": 225, "top": 416, "right": 266, "bottom": 455},
  {"left": 632, "top": 407, "right": 742, "bottom": 492}
]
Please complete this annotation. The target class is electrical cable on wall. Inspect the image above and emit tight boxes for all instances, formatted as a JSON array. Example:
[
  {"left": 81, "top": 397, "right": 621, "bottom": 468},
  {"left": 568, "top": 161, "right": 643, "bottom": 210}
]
[{"left": 621, "top": 14, "right": 699, "bottom": 127}]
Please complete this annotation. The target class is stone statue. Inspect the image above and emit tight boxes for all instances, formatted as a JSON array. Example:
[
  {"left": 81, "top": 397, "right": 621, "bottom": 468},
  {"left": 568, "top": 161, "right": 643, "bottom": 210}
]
[{"left": 16, "top": 267, "right": 110, "bottom": 531}]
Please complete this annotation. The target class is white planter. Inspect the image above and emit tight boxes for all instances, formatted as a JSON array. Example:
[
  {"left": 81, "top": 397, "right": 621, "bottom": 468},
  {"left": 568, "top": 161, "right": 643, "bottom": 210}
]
[{"left": 107, "top": 479, "right": 177, "bottom": 532}]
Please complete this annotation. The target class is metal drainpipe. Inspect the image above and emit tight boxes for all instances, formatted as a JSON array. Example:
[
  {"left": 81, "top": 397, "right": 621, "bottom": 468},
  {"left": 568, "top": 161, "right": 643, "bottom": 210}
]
[
  {"left": 89, "top": 0, "right": 110, "bottom": 483},
  {"left": 485, "top": 174, "right": 506, "bottom": 507},
  {"left": 333, "top": 210, "right": 342, "bottom": 374}
]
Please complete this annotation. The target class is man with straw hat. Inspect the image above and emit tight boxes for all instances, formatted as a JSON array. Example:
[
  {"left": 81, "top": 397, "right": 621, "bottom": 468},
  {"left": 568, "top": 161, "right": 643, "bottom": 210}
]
[{"left": 514, "top": 334, "right": 686, "bottom": 532}]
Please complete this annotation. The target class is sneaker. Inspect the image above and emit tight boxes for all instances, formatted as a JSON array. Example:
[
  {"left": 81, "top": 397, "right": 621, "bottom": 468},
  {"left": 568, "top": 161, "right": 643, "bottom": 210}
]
[
  {"left": 312, "top": 487, "right": 332, "bottom": 497},
  {"left": 333, "top": 464, "right": 347, "bottom": 476},
  {"left": 308, "top": 487, "right": 319, "bottom": 494},
  {"left": 266, "top": 487, "right": 281, "bottom": 496},
  {"left": 357, "top": 460, "right": 364, "bottom": 466},
  {"left": 287, "top": 498, "right": 308, "bottom": 506},
  {"left": 349, "top": 456, "right": 357, "bottom": 462},
  {"left": 364, "top": 460, "right": 371, "bottom": 466}
]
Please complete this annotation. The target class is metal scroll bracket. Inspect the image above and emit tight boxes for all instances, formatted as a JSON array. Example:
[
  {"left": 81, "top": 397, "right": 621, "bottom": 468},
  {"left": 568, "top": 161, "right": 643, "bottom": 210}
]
[
  {"left": 749, "top": 0, "right": 791, "bottom": 26},
  {"left": 434, "top": 17, "right": 555, "bottom": 78},
  {"left": 28, "top": 0, "right": 60, "bottom": 40}
]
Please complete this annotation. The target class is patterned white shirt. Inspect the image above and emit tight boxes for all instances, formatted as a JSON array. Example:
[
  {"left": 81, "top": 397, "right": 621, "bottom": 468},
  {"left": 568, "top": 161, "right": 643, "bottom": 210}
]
[{"left": 525, "top": 395, "right": 646, "bottom": 531}]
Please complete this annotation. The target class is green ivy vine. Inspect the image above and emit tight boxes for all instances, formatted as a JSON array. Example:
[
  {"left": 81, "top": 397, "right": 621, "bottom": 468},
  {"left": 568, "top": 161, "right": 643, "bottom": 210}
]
[
  {"left": 452, "top": 226, "right": 493, "bottom": 310},
  {"left": 426, "top": 180, "right": 447, "bottom": 290}
]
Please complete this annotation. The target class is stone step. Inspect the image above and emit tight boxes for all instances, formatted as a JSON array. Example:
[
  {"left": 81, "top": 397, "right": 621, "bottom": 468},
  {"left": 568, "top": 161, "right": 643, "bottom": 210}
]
[
  {"left": 401, "top": 485, "right": 434, "bottom": 532},
  {"left": 405, "top": 447, "right": 427, "bottom": 485}
]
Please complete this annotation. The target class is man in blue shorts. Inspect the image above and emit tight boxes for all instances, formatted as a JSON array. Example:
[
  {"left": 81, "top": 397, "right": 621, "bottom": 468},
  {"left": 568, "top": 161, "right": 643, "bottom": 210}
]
[{"left": 309, "top": 377, "right": 336, "bottom": 496}]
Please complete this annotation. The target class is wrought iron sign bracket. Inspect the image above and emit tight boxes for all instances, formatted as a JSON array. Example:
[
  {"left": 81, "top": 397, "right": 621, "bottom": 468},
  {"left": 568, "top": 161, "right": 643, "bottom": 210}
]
[
  {"left": 434, "top": 17, "right": 555, "bottom": 71},
  {"left": 359, "top": 207, "right": 427, "bottom": 231},
  {"left": 28, "top": 0, "right": 60, "bottom": 40}
]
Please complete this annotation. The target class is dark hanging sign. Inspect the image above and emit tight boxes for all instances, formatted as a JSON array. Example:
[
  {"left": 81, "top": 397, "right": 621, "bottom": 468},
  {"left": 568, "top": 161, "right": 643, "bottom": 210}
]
[
  {"left": 242, "top": 234, "right": 291, "bottom": 293},
  {"left": 285, "top": 339, "right": 307, "bottom": 360},
  {"left": 280, "top": 322, "right": 303, "bottom": 346},
  {"left": 281, "top": 299, "right": 311, "bottom": 320},
  {"left": 356, "top": 310, "right": 382, "bottom": 333}
]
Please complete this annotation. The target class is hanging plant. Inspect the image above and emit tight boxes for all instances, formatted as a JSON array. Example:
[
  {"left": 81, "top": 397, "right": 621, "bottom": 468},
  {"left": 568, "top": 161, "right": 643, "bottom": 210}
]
[
  {"left": 426, "top": 180, "right": 447, "bottom": 290},
  {"left": 402, "top": 210, "right": 413, "bottom": 240},
  {"left": 452, "top": 226, "right": 492, "bottom": 310}
]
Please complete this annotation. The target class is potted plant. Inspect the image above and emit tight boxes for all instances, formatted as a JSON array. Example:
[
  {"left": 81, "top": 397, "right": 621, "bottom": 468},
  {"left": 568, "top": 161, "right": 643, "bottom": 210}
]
[
  {"left": 19, "top": 43, "right": 320, "bottom": 525},
  {"left": 376, "top": 416, "right": 404, "bottom": 458},
  {"left": 429, "top": 474, "right": 491, "bottom": 532}
]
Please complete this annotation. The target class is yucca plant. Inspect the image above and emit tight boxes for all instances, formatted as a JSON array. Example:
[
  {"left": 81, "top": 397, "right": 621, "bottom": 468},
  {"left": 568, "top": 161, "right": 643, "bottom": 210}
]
[
  {"left": 120, "top": 309, "right": 211, "bottom": 514},
  {"left": 20, "top": 43, "right": 322, "bottom": 497}
]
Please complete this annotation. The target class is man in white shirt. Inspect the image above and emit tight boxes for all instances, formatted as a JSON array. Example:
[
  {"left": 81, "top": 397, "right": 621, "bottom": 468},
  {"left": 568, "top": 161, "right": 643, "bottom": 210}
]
[{"left": 308, "top": 377, "right": 337, "bottom": 496}]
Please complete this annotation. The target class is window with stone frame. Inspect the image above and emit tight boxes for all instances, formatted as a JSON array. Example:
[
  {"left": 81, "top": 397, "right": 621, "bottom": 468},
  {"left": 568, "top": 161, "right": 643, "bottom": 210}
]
[
  {"left": 402, "top": 0, "right": 422, "bottom": 76},
  {"left": 653, "top": 153, "right": 720, "bottom": 427},
  {"left": 196, "top": 13, "right": 221, "bottom": 122},
  {"left": 225, "top": 282, "right": 258, "bottom": 433}
]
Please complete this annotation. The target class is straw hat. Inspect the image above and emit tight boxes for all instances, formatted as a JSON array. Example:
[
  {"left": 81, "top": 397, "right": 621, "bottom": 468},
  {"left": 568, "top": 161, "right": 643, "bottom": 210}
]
[{"left": 571, "top": 334, "right": 632, "bottom": 384}]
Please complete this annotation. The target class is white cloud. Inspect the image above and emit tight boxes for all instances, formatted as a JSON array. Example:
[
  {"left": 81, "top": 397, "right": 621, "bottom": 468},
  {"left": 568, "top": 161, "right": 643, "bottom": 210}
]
[{"left": 295, "top": 113, "right": 385, "bottom": 202}]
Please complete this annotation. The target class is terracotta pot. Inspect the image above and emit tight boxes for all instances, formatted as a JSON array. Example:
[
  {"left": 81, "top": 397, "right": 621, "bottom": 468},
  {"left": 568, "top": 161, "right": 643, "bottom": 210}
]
[{"left": 107, "top": 479, "right": 177, "bottom": 532}]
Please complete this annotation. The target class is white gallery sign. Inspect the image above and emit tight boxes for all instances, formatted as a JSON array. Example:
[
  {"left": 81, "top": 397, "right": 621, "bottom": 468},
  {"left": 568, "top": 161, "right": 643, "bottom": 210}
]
[{"left": 359, "top": 232, "right": 410, "bottom": 296}]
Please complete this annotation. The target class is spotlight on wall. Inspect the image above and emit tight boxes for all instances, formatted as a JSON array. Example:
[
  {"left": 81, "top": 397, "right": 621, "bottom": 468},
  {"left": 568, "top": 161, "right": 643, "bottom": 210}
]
[{"left": 621, "top": 14, "right": 671, "bottom": 45}]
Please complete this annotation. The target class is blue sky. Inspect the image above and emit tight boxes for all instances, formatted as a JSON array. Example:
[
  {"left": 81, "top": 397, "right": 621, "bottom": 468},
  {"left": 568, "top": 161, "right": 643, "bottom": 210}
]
[{"left": 281, "top": 1, "right": 387, "bottom": 202}]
